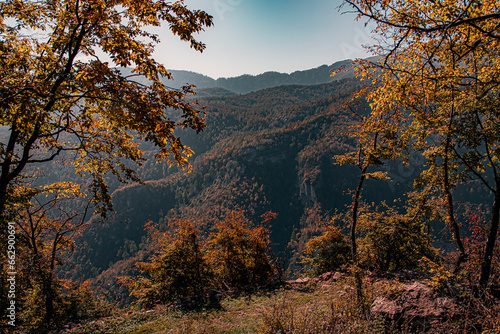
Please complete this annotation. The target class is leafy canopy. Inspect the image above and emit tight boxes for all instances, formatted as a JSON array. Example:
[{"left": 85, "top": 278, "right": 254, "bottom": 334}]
[
  {"left": 0, "top": 0, "right": 213, "bottom": 219},
  {"left": 340, "top": 0, "right": 500, "bottom": 287}
]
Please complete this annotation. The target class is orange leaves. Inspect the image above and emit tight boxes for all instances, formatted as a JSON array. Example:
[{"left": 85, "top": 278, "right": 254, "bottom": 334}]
[
  {"left": 302, "top": 225, "right": 350, "bottom": 276},
  {"left": 342, "top": 0, "right": 500, "bottom": 286},
  {"left": 204, "top": 211, "right": 276, "bottom": 288},
  {"left": 0, "top": 0, "right": 212, "bottom": 327},
  {"left": 132, "top": 210, "right": 277, "bottom": 305},
  {"left": 0, "top": 0, "right": 213, "bottom": 219}
]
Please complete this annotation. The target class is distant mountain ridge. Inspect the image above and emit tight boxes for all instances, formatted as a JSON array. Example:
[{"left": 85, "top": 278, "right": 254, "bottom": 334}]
[{"left": 167, "top": 59, "right": 355, "bottom": 94}]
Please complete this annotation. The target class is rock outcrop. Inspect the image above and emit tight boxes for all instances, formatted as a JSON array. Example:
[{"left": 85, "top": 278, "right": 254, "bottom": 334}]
[{"left": 371, "top": 281, "right": 458, "bottom": 332}]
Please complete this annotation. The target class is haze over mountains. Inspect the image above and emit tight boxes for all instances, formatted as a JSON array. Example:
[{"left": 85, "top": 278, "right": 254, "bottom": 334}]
[{"left": 165, "top": 59, "right": 355, "bottom": 94}]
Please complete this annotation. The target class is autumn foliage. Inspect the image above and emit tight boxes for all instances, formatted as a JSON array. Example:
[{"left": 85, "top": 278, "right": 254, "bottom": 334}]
[
  {"left": 338, "top": 0, "right": 500, "bottom": 288},
  {"left": 461, "top": 206, "right": 500, "bottom": 286},
  {"left": 126, "top": 219, "right": 213, "bottom": 306},
  {"left": 125, "top": 211, "right": 278, "bottom": 307},
  {"left": 302, "top": 225, "right": 350, "bottom": 276},
  {"left": 207, "top": 211, "right": 276, "bottom": 289},
  {"left": 0, "top": 0, "right": 212, "bottom": 330}
]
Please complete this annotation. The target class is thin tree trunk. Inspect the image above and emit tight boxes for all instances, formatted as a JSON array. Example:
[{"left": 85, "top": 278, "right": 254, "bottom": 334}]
[
  {"left": 479, "top": 188, "right": 500, "bottom": 288},
  {"left": 351, "top": 165, "right": 367, "bottom": 309},
  {"left": 351, "top": 169, "right": 366, "bottom": 263},
  {"left": 444, "top": 181, "right": 466, "bottom": 273},
  {"left": 443, "top": 101, "right": 466, "bottom": 273}
]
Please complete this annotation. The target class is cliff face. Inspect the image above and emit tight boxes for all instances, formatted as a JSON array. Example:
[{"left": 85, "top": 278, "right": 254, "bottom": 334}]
[{"left": 299, "top": 181, "right": 318, "bottom": 207}]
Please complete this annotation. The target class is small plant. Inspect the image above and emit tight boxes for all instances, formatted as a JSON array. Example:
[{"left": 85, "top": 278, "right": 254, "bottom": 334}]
[{"left": 419, "top": 256, "right": 454, "bottom": 293}]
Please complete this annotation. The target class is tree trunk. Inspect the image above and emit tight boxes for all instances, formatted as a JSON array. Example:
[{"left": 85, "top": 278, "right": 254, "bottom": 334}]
[
  {"left": 0, "top": 126, "right": 19, "bottom": 225},
  {"left": 479, "top": 188, "right": 500, "bottom": 289},
  {"left": 443, "top": 106, "right": 466, "bottom": 273},
  {"left": 44, "top": 282, "right": 55, "bottom": 330},
  {"left": 351, "top": 169, "right": 366, "bottom": 263},
  {"left": 445, "top": 189, "right": 466, "bottom": 273},
  {"left": 351, "top": 166, "right": 367, "bottom": 310}
]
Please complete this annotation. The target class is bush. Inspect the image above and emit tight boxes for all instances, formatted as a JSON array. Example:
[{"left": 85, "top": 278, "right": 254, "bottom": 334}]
[
  {"left": 129, "top": 219, "right": 214, "bottom": 306},
  {"left": 207, "top": 211, "right": 276, "bottom": 288},
  {"left": 20, "top": 280, "right": 112, "bottom": 332},
  {"left": 357, "top": 205, "right": 438, "bottom": 272},
  {"left": 460, "top": 205, "right": 500, "bottom": 287},
  {"left": 126, "top": 211, "right": 278, "bottom": 306},
  {"left": 302, "top": 225, "right": 350, "bottom": 276}
]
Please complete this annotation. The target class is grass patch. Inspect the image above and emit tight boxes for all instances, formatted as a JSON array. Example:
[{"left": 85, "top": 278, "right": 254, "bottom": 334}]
[{"left": 67, "top": 274, "right": 499, "bottom": 333}]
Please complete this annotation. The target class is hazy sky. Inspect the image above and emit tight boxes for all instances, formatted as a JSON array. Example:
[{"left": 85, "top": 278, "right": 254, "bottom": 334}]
[{"left": 153, "top": 0, "right": 374, "bottom": 79}]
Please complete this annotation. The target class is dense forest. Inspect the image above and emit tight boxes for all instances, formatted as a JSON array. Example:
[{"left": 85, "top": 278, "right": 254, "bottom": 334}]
[{"left": 66, "top": 77, "right": 401, "bottom": 292}]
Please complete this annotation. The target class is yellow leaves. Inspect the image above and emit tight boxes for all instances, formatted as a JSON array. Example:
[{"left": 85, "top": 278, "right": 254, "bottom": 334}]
[
  {"left": 365, "top": 171, "right": 389, "bottom": 181},
  {"left": 41, "top": 181, "right": 82, "bottom": 198},
  {"left": 0, "top": 0, "right": 213, "bottom": 223}
]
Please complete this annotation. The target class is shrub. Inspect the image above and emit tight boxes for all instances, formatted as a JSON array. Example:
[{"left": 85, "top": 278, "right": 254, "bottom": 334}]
[
  {"left": 126, "top": 211, "right": 278, "bottom": 306},
  {"left": 302, "top": 225, "right": 350, "bottom": 276},
  {"left": 207, "top": 211, "right": 276, "bottom": 288},
  {"left": 357, "top": 205, "right": 438, "bottom": 272},
  {"left": 129, "top": 219, "right": 213, "bottom": 306},
  {"left": 20, "top": 280, "right": 112, "bottom": 332},
  {"left": 461, "top": 205, "right": 500, "bottom": 287}
]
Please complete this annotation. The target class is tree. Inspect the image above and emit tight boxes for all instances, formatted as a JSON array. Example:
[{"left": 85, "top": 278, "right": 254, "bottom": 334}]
[
  {"left": 0, "top": 0, "right": 213, "bottom": 222},
  {"left": 207, "top": 211, "right": 277, "bottom": 289},
  {"left": 0, "top": 0, "right": 212, "bottom": 328},
  {"left": 356, "top": 203, "right": 437, "bottom": 272},
  {"left": 125, "top": 211, "right": 278, "bottom": 307},
  {"left": 16, "top": 183, "right": 92, "bottom": 330},
  {"left": 339, "top": 0, "right": 500, "bottom": 288},
  {"left": 334, "top": 113, "right": 391, "bottom": 307},
  {"left": 302, "top": 225, "right": 350, "bottom": 276},
  {"left": 128, "top": 219, "right": 214, "bottom": 306}
]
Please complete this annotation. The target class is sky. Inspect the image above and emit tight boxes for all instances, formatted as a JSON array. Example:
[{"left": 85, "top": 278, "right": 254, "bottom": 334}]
[{"left": 152, "top": 0, "right": 374, "bottom": 79}]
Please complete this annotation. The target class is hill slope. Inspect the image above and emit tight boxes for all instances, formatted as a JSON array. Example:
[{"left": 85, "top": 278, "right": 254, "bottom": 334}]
[{"left": 67, "top": 78, "right": 408, "bottom": 283}]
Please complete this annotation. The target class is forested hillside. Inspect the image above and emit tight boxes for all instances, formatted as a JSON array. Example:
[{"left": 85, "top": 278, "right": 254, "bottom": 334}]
[
  {"left": 4, "top": 0, "right": 500, "bottom": 332},
  {"left": 63, "top": 77, "right": 413, "bottom": 293}
]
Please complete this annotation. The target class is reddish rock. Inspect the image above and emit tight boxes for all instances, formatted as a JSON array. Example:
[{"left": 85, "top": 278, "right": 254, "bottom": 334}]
[
  {"left": 317, "top": 271, "right": 343, "bottom": 282},
  {"left": 371, "top": 281, "right": 458, "bottom": 332},
  {"left": 285, "top": 277, "right": 313, "bottom": 289},
  {"left": 371, "top": 297, "right": 402, "bottom": 319},
  {"left": 285, "top": 272, "right": 343, "bottom": 290},
  {"left": 296, "top": 277, "right": 311, "bottom": 284}
]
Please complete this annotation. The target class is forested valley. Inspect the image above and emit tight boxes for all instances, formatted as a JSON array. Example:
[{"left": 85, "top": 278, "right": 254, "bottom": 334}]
[{"left": 1, "top": 0, "right": 500, "bottom": 333}]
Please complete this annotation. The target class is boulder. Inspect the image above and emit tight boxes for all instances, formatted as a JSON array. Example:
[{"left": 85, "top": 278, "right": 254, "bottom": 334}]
[
  {"left": 317, "top": 271, "right": 343, "bottom": 282},
  {"left": 371, "top": 281, "right": 458, "bottom": 332}
]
